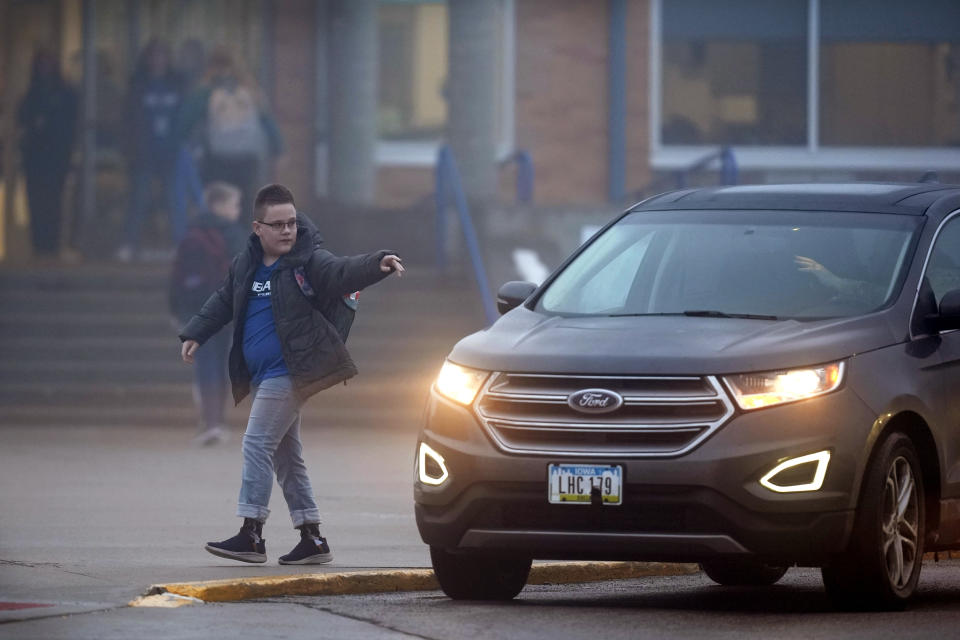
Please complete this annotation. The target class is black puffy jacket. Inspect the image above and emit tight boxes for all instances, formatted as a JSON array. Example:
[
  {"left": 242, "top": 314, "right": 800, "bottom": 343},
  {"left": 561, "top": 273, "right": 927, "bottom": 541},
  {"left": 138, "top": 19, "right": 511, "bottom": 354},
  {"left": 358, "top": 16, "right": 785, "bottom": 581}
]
[{"left": 179, "top": 213, "right": 396, "bottom": 404}]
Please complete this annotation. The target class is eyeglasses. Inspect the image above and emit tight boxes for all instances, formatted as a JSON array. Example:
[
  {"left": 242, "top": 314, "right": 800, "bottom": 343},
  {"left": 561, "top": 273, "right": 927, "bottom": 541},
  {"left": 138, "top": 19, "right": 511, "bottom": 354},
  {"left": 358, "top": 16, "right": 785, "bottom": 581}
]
[{"left": 256, "top": 219, "right": 297, "bottom": 231}]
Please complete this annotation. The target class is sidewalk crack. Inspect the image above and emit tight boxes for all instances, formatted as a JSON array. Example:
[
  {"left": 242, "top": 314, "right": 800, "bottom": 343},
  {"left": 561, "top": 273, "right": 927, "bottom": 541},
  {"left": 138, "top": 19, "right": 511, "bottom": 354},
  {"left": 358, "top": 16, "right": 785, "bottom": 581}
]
[
  {"left": 291, "top": 600, "right": 440, "bottom": 640},
  {"left": 0, "top": 558, "right": 108, "bottom": 581}
]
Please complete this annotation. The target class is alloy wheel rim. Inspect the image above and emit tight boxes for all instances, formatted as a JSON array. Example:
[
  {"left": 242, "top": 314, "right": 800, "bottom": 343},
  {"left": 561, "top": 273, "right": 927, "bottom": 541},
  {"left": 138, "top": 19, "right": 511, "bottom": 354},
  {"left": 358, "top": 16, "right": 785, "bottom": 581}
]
[{"left": 881, "top": 455, "right": 919, "bottom": 590}]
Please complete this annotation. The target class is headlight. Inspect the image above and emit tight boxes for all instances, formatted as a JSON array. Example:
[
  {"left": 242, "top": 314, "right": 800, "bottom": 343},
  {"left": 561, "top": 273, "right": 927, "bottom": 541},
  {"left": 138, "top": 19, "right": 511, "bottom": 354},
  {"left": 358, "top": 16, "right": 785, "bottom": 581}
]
[
  {"left": 435, "top": 361, "right": 488, "bottom": 406},
  {"left": 724, "top": 361, "right": 844, "bottom": 410}
]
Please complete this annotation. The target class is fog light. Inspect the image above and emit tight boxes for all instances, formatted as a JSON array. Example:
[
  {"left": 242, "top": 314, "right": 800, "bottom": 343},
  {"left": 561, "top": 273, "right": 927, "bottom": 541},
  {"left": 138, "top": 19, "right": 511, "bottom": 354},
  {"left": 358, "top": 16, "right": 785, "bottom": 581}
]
[
  {"left": 418, "top": 442, "right": 449, "bottom": 486},
  {"left": 760, "top": 450, "right": 830, "bottom": 493}
]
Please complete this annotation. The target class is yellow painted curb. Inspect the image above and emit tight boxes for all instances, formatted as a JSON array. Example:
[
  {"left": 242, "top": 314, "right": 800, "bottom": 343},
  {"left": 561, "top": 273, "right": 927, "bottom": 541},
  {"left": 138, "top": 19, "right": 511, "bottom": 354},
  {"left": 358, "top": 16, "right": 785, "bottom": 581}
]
[{"left": 149, "top": 562, "right": 699, "bottom": 603}]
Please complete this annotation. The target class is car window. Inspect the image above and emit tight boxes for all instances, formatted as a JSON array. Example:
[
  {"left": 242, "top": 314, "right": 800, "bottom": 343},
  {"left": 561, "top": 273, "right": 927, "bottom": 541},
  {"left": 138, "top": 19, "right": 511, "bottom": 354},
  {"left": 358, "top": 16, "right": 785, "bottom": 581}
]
[
  {"left": 538, "top": 210, "right": 920, "bottom": 319},
  {"left": 571, "top": 234, "right": 653, "bottom": 313},
  {"left": 926, "top": 217, "right": 960, "bottom": 305}
]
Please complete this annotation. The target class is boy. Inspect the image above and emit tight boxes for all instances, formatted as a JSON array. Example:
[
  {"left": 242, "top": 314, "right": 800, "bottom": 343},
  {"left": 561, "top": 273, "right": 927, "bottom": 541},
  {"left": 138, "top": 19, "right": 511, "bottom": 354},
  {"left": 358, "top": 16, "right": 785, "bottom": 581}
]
[{"left": 179, "top": 183, "right": 403, "bottom": 564}]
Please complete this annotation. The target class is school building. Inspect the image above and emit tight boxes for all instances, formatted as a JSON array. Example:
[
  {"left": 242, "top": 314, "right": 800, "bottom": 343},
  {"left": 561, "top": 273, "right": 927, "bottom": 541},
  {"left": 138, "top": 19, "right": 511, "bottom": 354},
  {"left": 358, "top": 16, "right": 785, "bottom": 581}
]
[{"left": 1, "top": 0, "right": 959, "bottom": 260}]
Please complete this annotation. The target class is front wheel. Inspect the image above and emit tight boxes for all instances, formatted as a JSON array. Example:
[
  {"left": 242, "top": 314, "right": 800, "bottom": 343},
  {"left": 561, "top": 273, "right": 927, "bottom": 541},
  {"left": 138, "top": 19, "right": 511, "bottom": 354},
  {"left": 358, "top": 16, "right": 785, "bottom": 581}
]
[
  {"left": 822, "top": 431, "right": 925, "bottom": 610},
  {"left": 430, "top": 546, "right": 531, "bottom": 600},
  {"left": 700, "top": 558, "right": 788, "bottom": 586}
]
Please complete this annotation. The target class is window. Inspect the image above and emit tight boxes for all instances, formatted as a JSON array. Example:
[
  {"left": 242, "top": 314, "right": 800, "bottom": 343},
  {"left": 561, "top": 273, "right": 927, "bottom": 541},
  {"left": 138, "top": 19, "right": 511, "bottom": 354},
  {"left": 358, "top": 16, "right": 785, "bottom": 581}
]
[
  {"left": 539, "top": 211, "right": 919, "bottom": 319},
  {"left": 927, "top": 218, "right": 960, "bottom": 305},
  {"left": 378, "top": 2, "right": 448, "bottom": 141},
  {"left": 820, "top": 0, "right": 960, "bottom": 147},
  {"left": 376, "top": 0, "right": 514, "bottom": 164},
  {"left": 544, "top": 230, "right": 653, "bottom": 314},
  {"left": 652, "top": 0, "right": 960, "bottom": 170},
  {"left": 661, "top": 0, "right": 807, "bottom": 145}
]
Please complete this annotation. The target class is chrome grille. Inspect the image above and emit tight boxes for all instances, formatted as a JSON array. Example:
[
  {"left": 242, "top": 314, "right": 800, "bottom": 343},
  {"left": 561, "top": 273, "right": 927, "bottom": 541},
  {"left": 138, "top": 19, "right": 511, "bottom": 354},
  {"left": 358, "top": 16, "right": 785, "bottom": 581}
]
[{"left": 475, "top": 373, "right": 734, "bottom": 457}]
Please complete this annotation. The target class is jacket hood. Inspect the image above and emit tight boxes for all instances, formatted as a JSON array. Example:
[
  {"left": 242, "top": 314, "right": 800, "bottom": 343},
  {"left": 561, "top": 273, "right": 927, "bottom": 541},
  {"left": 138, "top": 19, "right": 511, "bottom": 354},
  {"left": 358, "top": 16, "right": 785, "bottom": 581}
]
[
  {"left": 448, "top": 306, "right": 901, "bottom": 376},
  {"left": 245, "top": 211, "right": 324, "bottom": 267}
]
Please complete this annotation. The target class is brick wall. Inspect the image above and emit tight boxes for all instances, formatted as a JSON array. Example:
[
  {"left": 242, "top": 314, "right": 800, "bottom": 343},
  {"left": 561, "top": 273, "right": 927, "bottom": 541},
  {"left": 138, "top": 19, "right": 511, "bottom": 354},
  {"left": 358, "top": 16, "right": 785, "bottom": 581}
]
[
  {"left": 282, "top": 0, "right": 654, "bottom": 209},
  {"left": 377, "top": 167, "right": 435, "bottom": 209},
  {"left": 515, "top": 0, "right": 610, "bottom": 205}
]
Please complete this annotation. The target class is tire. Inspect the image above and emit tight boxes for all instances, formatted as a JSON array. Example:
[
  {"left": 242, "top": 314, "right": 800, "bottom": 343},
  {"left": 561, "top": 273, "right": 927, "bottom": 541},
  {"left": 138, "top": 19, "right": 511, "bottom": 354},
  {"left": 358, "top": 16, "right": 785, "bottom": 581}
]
[
  {"left": 700, "top": 558, "right": 788, "bottom": 586},
  {"left": 822, "top": 431, "right": 925, "bottom": 610},
  {"left": 430, "top": 546, "right": 531, "bottom": 600}
]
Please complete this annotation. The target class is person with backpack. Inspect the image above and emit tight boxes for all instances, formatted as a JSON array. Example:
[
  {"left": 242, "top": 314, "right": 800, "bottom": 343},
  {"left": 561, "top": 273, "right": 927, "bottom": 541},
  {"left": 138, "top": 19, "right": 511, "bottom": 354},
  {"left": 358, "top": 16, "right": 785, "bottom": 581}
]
[
  {"left": 117, "top": 39, "right": 185, "bottom": 262},
  {"left": 169, "top": 182, "right": 247, "bottom": 446},
  {"left": 175, "top": 48, "right": 282, "bottom": 216},
  {"left": 178, "top": 183, "right": 403, "bottom": 565}
]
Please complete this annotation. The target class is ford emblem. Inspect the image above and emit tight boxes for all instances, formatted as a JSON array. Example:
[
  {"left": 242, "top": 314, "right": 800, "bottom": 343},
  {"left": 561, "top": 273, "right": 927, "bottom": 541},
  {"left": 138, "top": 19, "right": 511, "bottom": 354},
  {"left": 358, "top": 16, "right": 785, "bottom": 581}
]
[{"left": 567, "top": 389, "right": 624, "bottom": 414}]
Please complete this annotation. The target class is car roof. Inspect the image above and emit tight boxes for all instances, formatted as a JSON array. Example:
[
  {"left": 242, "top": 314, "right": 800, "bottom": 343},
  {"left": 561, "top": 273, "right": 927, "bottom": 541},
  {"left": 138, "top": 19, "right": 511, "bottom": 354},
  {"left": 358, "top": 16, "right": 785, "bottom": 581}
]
[{"left": 632, "top": 183, "right": 960, "bottom": 216}]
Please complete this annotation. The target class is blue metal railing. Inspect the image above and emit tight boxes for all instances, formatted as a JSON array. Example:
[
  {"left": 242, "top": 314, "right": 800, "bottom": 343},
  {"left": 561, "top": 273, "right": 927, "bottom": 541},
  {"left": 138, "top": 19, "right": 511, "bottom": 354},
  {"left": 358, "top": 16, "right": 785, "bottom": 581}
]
[
  {"left": 434, "top": 144, "right": 499, "bottom": 324},
  {"left": 503, "top": 149, "right": 535, "bottom": 205},
  {"left": 634, "top": 146, "right": 738, "bottom": 200}
]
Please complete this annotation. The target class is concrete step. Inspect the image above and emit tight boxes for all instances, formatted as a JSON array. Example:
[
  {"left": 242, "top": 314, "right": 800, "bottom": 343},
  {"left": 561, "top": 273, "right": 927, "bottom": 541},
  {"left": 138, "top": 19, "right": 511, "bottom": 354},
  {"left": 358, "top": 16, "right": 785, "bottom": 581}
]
[
  {"left": 0, "top": 333, "right": 465, "bottom": 365},
  {"left": 0, "top": 401, "right": 428, "bottom": 429},
  {"left": 0, "top": 281, "right": 484, "bottom": 314},
  {"left": 0, "top": 262, "right": 467, "bottom": 291},
  {"left": 0, "top": 310, "right": 482, "bottom": 341},
  {"left": 0, "top": 371, "right": 439, "bottom": 428},
  {"left": 0, "top": 260, "right": 484, "bottom": 427},
  {"left": 0, "top": 352, "right": 450, "bottom": 384},
  {"left": 0, "top": 263, "right": 171, "bottom": 291},
  {"left": 0, "top": 374, "right": 436, "bottom": 404}
]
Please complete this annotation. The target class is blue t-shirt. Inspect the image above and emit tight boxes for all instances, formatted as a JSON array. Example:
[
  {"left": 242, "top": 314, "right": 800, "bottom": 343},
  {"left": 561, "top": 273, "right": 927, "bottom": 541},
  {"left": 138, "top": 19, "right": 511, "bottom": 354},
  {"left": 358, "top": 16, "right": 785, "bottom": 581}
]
[{"left": 242, "top": 262, "right": 289, "bottom": 385}]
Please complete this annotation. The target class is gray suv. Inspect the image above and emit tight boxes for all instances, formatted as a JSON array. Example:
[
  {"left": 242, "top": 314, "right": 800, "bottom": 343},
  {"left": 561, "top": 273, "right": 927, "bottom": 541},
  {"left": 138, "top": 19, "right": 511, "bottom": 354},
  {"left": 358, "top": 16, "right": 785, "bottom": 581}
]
[{"left": 415, "top": 183, "right": 960, "bottom": 609}]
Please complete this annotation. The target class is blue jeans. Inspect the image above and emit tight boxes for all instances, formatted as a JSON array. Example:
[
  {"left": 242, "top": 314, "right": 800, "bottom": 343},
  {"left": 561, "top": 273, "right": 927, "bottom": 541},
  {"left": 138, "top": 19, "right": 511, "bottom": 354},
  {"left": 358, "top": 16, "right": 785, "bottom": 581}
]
[
  {"left": 236, "top": 376, "right": 321, "bottom": 526},
  {"left": 193, "top": 328, "right": 230, "bottom": 430}
]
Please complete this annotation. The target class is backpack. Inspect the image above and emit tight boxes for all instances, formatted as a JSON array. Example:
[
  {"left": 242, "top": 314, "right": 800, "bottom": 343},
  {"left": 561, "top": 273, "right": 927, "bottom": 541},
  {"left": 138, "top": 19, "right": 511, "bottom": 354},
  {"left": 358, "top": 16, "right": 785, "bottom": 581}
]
[
  {"left": 293, "top": 265, "right": 359, "bottom": 343},
  {"left": 169, "top": 227, "right": 231, "bottom": 321},
  {"left": 206, "top": 85, "right": 266, "bottom": 157}
]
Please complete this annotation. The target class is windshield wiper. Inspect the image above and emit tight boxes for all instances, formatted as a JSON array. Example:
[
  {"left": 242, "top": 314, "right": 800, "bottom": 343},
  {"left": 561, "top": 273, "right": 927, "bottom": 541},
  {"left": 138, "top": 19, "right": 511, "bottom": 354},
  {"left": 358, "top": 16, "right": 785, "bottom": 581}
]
[
  {"left": 606, "top": 311, "right": 780, "bottom": 320},
  {"left": 682, "top": 310, "right": 780, "bottom": 320}
]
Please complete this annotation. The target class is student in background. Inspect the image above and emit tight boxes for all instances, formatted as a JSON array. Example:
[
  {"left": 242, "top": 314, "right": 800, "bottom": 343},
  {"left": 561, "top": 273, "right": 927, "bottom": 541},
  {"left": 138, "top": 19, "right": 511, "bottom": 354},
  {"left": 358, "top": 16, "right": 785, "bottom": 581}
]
[
  {"left": 170, "top": 182, "right": 246, "bottom": 445},
  {"left": 175, "top": 48, "right": 283, "bottom": 217},
  {"left": 17, "top": 49, "right": 78, "bottom": 258},
  {"left": 118, "top": 39, "right": 185, "bottom": 262}
]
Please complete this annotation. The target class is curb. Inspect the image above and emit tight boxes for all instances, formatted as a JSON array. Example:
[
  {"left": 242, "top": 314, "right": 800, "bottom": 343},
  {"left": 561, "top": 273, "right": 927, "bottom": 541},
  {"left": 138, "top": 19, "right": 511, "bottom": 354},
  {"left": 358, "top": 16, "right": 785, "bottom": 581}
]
[{"left": 137, "top": 562, "right": 699, "bottom": 604}]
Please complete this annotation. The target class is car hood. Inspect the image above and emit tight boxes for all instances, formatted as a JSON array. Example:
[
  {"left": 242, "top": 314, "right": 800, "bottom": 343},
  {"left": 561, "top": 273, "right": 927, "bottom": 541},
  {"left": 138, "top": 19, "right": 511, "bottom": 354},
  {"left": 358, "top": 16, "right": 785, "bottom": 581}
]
[{"left": 448, "top": 307, "right": 901, "bottom": 375}]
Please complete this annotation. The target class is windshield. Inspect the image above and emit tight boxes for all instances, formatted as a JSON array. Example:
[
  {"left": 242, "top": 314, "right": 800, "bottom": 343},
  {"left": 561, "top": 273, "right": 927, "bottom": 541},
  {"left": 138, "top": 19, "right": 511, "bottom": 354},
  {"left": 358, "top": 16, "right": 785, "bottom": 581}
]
[{"left": 537, "top": 210, "right": 921, "bottom": 320}]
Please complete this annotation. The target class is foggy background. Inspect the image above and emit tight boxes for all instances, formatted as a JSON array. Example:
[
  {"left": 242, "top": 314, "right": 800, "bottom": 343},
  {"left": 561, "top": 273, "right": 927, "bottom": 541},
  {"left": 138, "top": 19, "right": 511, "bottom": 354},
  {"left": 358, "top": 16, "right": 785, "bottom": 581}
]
[{"left": 0, "top": 0, "right": 958, "bottom": 430}]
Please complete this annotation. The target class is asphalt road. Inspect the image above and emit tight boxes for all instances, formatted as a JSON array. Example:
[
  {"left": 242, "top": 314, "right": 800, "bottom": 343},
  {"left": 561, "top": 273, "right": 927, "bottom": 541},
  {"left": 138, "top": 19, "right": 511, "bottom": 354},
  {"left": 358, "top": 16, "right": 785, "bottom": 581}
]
[
  {"left": 6, "top": 565, "right": 960, "bottom": 639},
  {"left": 0, "top": 423, "right": 430, "bottom": 608}
]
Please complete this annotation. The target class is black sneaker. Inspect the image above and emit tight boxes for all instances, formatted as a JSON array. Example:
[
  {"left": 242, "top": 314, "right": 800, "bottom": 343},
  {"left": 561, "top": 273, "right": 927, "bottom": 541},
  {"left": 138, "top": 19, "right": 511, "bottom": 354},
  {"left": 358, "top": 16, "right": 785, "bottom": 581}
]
[
  {"left": 279, "top": 526, "right": 333, "bottom": 565},
  {"left": 204, "top": 518, "right": 267, "bottom": 563}
]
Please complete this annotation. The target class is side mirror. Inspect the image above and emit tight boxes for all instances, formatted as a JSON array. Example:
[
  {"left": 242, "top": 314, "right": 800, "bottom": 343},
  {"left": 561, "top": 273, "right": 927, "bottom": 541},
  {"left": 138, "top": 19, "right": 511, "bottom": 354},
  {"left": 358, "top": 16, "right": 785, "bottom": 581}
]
[
  {"left": 496, "top": 281, "right": 537, "bottom": 315},
  {"left": 928, "top": 288, "right": 960, "bottom": 333}
]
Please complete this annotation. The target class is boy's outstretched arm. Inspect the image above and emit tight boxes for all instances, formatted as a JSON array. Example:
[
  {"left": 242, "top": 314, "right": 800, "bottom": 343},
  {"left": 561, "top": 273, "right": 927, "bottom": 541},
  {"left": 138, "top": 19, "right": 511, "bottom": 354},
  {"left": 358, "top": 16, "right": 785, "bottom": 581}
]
[{"left": 308, "top": 249, "right": 403, "bottom": 298}]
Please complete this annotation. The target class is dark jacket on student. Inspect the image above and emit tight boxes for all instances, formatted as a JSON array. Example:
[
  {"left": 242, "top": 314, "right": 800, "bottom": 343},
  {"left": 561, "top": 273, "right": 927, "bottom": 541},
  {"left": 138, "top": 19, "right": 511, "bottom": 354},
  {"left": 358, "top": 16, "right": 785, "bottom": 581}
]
[
  {"left": 179, "top": 213, "right": 395, "bottom": 404},
  {"left": 169, "top": 211, "right": 247, "bottom": 324}
]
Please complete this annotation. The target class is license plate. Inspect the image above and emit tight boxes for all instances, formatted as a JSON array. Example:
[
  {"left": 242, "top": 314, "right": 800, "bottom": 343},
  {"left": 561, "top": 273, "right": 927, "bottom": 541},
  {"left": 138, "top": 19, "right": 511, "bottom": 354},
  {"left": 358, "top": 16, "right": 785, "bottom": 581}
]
[{"left": 548, "top": 464, "right": 622, "bottom": 505}]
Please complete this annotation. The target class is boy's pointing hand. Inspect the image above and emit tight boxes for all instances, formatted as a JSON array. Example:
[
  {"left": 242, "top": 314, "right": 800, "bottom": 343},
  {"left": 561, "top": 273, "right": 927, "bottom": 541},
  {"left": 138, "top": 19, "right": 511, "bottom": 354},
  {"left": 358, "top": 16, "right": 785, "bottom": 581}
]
[{"left": 380, "top": 255, "right": 404, "bottom": 277}]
